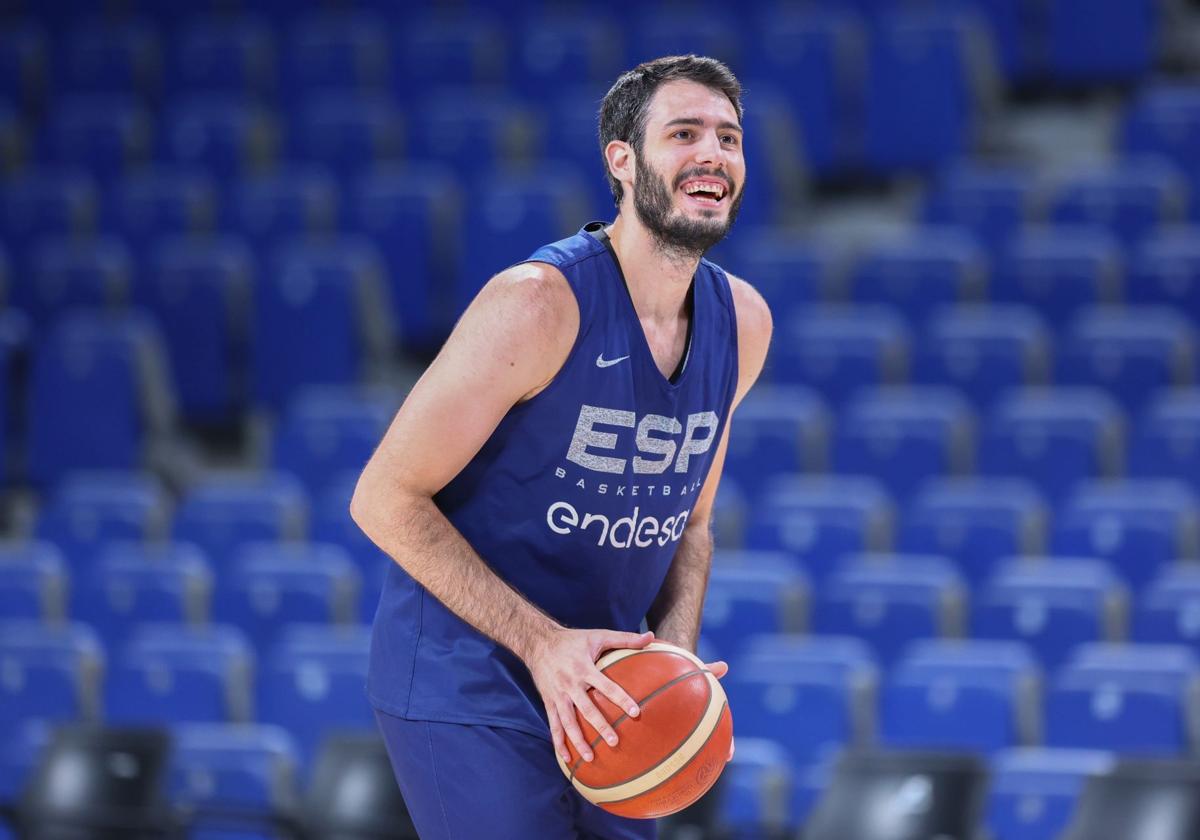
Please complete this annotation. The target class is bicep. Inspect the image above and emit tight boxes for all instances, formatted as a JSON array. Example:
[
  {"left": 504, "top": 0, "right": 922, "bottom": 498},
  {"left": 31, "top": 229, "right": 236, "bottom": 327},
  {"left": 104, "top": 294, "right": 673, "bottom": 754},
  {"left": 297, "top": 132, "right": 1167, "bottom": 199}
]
[{"left": 357, "top": 267, "right": 576, "bottom": 499}]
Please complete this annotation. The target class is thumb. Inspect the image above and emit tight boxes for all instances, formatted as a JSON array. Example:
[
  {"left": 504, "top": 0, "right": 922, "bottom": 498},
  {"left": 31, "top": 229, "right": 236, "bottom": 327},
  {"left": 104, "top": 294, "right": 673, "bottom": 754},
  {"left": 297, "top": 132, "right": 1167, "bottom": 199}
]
[
  {"left": 614, "top": 630, "right": 655, "bottom": 649},
  {"left": 706, "top": 660, "right": 729, "bottom": 679}
]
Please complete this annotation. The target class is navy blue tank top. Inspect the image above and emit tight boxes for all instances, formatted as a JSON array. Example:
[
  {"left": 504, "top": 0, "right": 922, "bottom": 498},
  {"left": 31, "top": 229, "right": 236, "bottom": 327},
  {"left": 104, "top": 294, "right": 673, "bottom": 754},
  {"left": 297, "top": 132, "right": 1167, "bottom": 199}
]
[{"left": 366, "top": 224, "right": 740, "bottom": 738}]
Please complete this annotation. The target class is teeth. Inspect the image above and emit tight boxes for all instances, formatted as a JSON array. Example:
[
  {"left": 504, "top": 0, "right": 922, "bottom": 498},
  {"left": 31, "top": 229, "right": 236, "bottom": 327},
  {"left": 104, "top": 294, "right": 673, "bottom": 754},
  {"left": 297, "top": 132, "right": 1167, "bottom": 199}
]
[{"left": 683, "top": 182, "right": 724, "bottom": 198}]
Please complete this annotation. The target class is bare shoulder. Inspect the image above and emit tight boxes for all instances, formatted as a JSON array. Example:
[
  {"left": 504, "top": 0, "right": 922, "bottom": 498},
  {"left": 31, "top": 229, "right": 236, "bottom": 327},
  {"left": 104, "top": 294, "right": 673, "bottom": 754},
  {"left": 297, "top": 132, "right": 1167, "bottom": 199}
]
[
  {"left": 452, "top": 261, "right": 579, "bottom": 399},
  {"left": 724, "top": 272, "right": 773, "bottom": 397}
]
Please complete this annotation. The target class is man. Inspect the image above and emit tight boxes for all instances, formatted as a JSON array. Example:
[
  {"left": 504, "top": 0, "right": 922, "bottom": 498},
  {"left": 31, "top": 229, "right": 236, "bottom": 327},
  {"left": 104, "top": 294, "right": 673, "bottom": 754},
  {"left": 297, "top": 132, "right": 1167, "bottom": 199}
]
[{"left": 351, "top": 55, "right": 772, "bottom": 839}]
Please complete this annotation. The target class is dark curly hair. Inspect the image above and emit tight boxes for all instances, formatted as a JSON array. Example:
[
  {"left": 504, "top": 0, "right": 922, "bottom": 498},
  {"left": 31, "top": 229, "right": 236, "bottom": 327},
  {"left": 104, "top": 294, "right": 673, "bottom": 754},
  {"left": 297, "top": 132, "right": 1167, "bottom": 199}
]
[{"left": 598, "top": 55, "right": 743, "bottom": 208}]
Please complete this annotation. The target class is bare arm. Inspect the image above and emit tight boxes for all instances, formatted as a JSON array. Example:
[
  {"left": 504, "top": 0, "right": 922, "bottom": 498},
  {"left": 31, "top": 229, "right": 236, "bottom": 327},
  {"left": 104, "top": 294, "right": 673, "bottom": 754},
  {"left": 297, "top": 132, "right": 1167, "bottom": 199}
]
[
  {"left": 350, "top": 263, "right": 651, "bottom": 764},
  {"left": 646, "top": 273, "right": 774, "bottom": 655}
]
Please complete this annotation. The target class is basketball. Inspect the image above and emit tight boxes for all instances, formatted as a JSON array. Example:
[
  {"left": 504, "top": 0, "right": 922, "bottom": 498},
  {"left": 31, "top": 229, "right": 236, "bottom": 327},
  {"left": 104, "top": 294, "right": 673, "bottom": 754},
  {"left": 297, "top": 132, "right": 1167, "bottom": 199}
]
[{"left": 554, "top": 641, "right": 733, "bottom": 819}]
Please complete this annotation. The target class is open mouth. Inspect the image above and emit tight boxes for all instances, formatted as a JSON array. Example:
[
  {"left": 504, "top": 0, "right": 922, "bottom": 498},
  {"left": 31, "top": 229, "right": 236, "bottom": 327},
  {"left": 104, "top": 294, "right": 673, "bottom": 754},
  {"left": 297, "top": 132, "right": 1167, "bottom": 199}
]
[{"left": 679, "top": 179, "right": 728, "bottom": 206}]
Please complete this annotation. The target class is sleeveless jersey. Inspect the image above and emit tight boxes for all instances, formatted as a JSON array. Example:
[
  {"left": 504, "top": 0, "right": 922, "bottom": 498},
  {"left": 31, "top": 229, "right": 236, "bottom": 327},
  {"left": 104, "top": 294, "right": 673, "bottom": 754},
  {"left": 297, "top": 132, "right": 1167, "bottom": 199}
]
[{"left": 366, "top": 224, "right": 740, "bottom": 739}]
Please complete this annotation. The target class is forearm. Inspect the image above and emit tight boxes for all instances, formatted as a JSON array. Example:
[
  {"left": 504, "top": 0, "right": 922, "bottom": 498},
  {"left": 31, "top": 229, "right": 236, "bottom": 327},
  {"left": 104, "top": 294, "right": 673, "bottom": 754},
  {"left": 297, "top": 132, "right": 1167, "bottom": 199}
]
[
  {"left": 351, "top": 487, "right": 559, "bottom": 663},
  {"left": 645, "top": 519, "right": 714, "bottom": 651}
]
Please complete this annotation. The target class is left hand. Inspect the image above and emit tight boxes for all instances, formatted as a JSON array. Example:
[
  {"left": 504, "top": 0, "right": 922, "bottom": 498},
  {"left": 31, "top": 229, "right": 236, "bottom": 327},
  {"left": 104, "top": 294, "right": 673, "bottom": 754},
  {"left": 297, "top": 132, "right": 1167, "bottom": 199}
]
[{"left": 705, "top": 660, "right": 735, "bottom": 762}]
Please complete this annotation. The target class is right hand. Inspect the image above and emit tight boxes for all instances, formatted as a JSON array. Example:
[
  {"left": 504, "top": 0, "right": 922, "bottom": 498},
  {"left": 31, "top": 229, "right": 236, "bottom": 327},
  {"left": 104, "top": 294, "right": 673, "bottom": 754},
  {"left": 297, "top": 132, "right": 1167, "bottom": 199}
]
[{"left": 525, "top": 627, "right": 655, "bottom": 765}]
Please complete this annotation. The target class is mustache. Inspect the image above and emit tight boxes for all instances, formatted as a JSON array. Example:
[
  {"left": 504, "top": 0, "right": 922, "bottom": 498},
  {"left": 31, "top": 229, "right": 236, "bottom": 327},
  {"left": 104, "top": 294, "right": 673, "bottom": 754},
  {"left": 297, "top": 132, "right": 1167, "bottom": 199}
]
[{"left": 673, "top": 168, "right": 734, "bottom": 191}]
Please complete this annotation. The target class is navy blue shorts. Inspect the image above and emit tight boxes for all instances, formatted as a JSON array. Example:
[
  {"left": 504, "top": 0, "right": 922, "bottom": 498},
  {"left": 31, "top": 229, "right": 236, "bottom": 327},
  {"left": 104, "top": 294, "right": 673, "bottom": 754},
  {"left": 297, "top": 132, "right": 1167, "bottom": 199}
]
[{"left": 375, "top": 710, "right": 657, "bottom": 840}]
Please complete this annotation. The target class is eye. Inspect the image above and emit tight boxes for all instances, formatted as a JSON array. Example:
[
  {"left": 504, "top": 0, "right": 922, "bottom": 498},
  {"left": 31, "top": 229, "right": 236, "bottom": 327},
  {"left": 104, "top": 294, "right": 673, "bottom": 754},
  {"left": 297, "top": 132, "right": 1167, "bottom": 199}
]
[
  {"left": 673, "top": 129, "right": 692, "bottom": 140},
  {"left": 721, "top": 134, "right": 739, "bottom": 145}
]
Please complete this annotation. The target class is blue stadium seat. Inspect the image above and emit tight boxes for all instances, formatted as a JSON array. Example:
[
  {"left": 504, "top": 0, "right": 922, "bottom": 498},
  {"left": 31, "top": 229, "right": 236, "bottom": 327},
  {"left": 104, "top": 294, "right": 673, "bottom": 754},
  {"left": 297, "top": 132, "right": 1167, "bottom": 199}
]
[
  {"left": 1058, "top": 306, "right": 1196, "bottom": 414},
  {"left": 0, "top": 541, "right": 67, "bottom": 622},
  {"left": 1045, "top": 643, "right": 1197, "bottom": 754},
  {"left": 1045, "top": 0, "right": 1157, "bottom": 83},
  {"left": 863, "top": 12, "right": 991, "bottom": 173},
  {"left": 993, "top": 228, "right": 1123, "bottom": 326},
  {"left": 0, "top": 621, "right": 103, "bottom": 741},
  {"left": 252, "top": 237, "right": 393, "bottom": 410},
  {"left": 35, "top": 471, "right": 170, "bottom": 567},
  {"left": 717, "top": 737, "right": 794, "bottom": 840},
  {"left": 231, "top": 166, "right": 340, "bottom": 257},
  {"left": 215, "top": 542, "right": 360, "bottom": 647},
  {"left": 141, "top": 236, "right": 252, "bottom": 424},
  {"left": 74, "top": 542, "right": 212, "bottom": 647},
  {"left": 972, "top": 558, "right": 1127, "bottom": 670},
  {"left": 511, "top": 13, "right": 623, "bottom": 98},
  {"left": 107, "top": 168, "right": 219, "bottom": 253},
  {"left": 294, "top": 91, "right": 404, "bottom": 179},
  {"left": 732, "top": 231, "right": 839, "bottom": 326},
  {"left": 978, "top": 388, "right": 1125, "bottom": 503},
  {"left": 257, "top": 624, "right": 374, "bottom": 763},
  {"left": 775, "top": 306, "right": 911, "bottom": 402},
  {"left": 543, "top": 88, "right": 616, "bottom": 218},
  {"left": 349, "top": 164, "right": 461, "bottom": 348},
  {"left": 0, "top": 169, "right": 99, "bottom": 247},
  {"left": 899, "top": 478, "right": 1048, "bottom": 586},
  {"left": 44, "top": 94, "right": 153, "bottom": 181},
  {"left": 923, "top": 166, "right": 1032, "bottom": 257},
  {"left": 701, "top": 556, "right": 810, "bottom": 663},
  {"left": 104, "top": 623, "right": 254, "bottom": 725},
  {"left": 285, "top": 11, "right": 391, "bottom": 95},
  {"left": 1134, "top": 564, "right": 1200, "bottom": 647},
  {"left": 60, "top": 18, "right": 163, "bottom": 98},
  {"left": 1131, "top": 227, "right": 1200, "bottom": 318},
  {"left": 723, "top": 385, "right": 829, "bottom": 493},
  {"left": 19, "top": 236, "right": 132, "bottom": 325},
  {"left": 745, "top": 476, "right": 894, "bottom": 582},
  {"left": 848, "top": 230, "right": 987, "bottom": 323},
  {"left": 726, "top": 634, "right": 877, "bottom": 766},
  {"left": 832, "top": 386, "right": 975, "bottom": 499},
  {"left": 173, "top": 472, "right": 308, "bottom": 574},
  {"left": 915, "top": 305, "right": 1051, "bottom": 409},
  {"left": 730, "top": 84, "right": 806, "bottom": 228},
  {"left": 1123, "top": 84, "right": 1200, "bottom": 211},
  {"left": 0, "top": 101, "right": 23, "bottom": 176},
  {"left": 881, "top": 639, "right": 1039, "bottom": 752},
  {"left": 629, "top": 9, "right": 742, "bottom": 70},
  {"left": 1132, "top": 389, "right": 1200, "bottom": 489},
  {"left": 399, "top": 14, "right": 509, "bottom": 90},
  {"left": 0, "top": 24, "right": 48, "bottom": 112},
  {"left": 812, "top": 553, "right": 965, "bottom": 665},
  {"left": 985, "top": 748, "right": 1116, "bottom": 840},
  {"left": 1052, "top": 480, "right": 1200, "bottom": 591},
  {"left": 168, "top": 723, "right": 300, "bottom": 820},
  {"left": 411, "top": 89, "right": 540, "bottom": 183},
  {"left": 457, "top": 168, "right": 588, "bottom": 316},
  {"left": 746, "top": 8, "right": 862, "bottom": 175},
  {"left": 0, "top": 720, "right": 51, "bottom": 813},
  {"left": 271, "top": 385, "right": 395, "bottom": 496},
  {"left": 165, "top": 94, "right": 279, "bottom": 182},
  {"left": 312, "top": 473, "right": 388, "bottom": 623},
  {"left": 1046, "top": 160, "right": 1187, "bottom": 247},
  {"left": 173, "top": 15, "right": 278, "bottom": 98}
]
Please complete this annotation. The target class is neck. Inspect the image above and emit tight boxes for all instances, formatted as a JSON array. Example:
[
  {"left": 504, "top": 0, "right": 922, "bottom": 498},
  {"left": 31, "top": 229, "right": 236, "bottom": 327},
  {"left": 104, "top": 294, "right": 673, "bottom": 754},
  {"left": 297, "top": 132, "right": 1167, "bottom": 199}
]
[{"left": 605, "top": 213, "right": 700, "bottom": 322}]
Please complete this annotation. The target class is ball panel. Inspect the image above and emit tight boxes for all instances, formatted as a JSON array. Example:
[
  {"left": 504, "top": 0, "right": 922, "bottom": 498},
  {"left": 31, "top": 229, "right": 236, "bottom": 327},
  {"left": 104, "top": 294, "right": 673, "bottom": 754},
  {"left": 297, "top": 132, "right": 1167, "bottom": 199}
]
[
  {"left": 571, "top": 670, "right": 728, "bottom": 804},
  {"left": 599, "top": 701, "right": 733, "bottom": 819},
  {"left": 571, "top": 669, "right": 709, "bottom": 788}
]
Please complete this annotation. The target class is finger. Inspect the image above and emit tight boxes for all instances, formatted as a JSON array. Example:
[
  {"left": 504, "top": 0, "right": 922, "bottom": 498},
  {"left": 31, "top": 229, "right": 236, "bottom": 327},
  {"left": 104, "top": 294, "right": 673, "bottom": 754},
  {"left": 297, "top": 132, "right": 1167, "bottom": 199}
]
[
  {"left": 728, "top": 735, "right": 735, "bottom": 762},
  {"left": 547, "top": 705, "right": 570, "bottom": 764},
  {"left": 601, "top": 630, "right": 654, "bottom": 652},
  {"left": 706, "top": 660, "right": 729, "bottom": 680},
  {"left": 589, "top": 670, "right": 641, "bottom": 719},
  {"left": 573, "top": 689, "right": 619, "bottom": 749},
  {"left": 556, "top": 693, "right": 594, "bottom": 762}
]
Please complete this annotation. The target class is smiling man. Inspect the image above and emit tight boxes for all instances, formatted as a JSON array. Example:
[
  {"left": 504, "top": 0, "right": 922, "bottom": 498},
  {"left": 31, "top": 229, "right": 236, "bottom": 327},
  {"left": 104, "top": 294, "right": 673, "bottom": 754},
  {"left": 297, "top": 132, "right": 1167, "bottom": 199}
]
[{"left": 351, "top": 55, "right": 772, "bottom": 839}]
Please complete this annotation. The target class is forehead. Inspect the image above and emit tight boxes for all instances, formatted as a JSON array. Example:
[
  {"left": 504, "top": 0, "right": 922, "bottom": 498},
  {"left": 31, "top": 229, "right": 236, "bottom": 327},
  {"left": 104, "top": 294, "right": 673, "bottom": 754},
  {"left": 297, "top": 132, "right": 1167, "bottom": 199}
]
[{"left": 644, "top": 79, "right": 739, "bottom": 129}]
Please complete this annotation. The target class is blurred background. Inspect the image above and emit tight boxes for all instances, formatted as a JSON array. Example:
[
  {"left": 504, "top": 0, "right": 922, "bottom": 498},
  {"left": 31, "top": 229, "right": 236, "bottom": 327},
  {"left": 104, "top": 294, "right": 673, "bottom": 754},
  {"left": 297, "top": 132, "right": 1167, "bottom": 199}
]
[{"left": 2, "top": 0, "right": 1200, "bottom": 838}]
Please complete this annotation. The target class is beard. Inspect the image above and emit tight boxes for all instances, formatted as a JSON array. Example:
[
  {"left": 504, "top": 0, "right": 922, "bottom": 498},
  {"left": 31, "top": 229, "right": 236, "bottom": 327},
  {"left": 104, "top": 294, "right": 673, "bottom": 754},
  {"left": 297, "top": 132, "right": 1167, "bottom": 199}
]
[{"left": 632, "top": 153, "right": 743, "bottom": 260}]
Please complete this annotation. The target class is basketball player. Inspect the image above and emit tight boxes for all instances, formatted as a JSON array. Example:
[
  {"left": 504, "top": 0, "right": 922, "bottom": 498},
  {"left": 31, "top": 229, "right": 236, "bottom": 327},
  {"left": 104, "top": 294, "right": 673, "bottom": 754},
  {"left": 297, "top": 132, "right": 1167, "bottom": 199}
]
[{"left": 351, "top": 55, "right": 771, "bottom": 839}]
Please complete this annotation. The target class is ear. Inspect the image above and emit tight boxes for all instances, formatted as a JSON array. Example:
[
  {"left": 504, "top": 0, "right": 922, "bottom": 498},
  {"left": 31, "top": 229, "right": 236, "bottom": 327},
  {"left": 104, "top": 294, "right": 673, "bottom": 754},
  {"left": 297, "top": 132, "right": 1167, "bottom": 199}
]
[{"left": 605, "top": 140, "right": 635, "bottom": 195}]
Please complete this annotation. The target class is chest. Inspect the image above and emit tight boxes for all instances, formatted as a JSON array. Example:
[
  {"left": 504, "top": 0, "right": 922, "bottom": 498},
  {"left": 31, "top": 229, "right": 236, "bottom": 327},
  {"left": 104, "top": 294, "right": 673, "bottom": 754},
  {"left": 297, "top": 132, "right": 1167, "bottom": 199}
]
[{"left": 639, "top": 314, "right": 692, "bottom": 380}]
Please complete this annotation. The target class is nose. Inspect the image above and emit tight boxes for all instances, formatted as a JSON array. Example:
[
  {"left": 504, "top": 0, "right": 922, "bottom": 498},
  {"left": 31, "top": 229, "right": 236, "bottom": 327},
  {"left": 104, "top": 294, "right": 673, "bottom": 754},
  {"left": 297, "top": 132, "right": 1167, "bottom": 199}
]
[{"left": 693, "top": 129, "right": 727, "bottom": 169}]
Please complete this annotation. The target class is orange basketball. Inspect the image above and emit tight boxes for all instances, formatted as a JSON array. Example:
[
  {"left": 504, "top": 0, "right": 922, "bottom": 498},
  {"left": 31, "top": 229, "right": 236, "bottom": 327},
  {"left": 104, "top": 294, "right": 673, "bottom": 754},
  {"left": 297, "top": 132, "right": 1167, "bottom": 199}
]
[{"left": 555, "top": 641, "right": 733, "bottom": 819}]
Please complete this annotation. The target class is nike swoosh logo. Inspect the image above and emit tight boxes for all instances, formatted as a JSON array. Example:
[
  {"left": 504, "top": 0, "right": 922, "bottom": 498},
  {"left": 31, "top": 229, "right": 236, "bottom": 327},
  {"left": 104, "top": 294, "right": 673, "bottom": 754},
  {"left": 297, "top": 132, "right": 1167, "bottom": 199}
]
[{"left": 595, "top": 354, "right": 630, "bottom": 368}]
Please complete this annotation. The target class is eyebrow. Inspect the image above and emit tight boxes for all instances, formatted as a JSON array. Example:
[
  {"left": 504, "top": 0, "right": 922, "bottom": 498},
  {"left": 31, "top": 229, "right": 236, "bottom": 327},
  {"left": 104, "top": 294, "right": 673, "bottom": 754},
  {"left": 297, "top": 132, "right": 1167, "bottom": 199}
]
[{"left": 663, "top": 117, "right": 743, "bottom": 134}]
